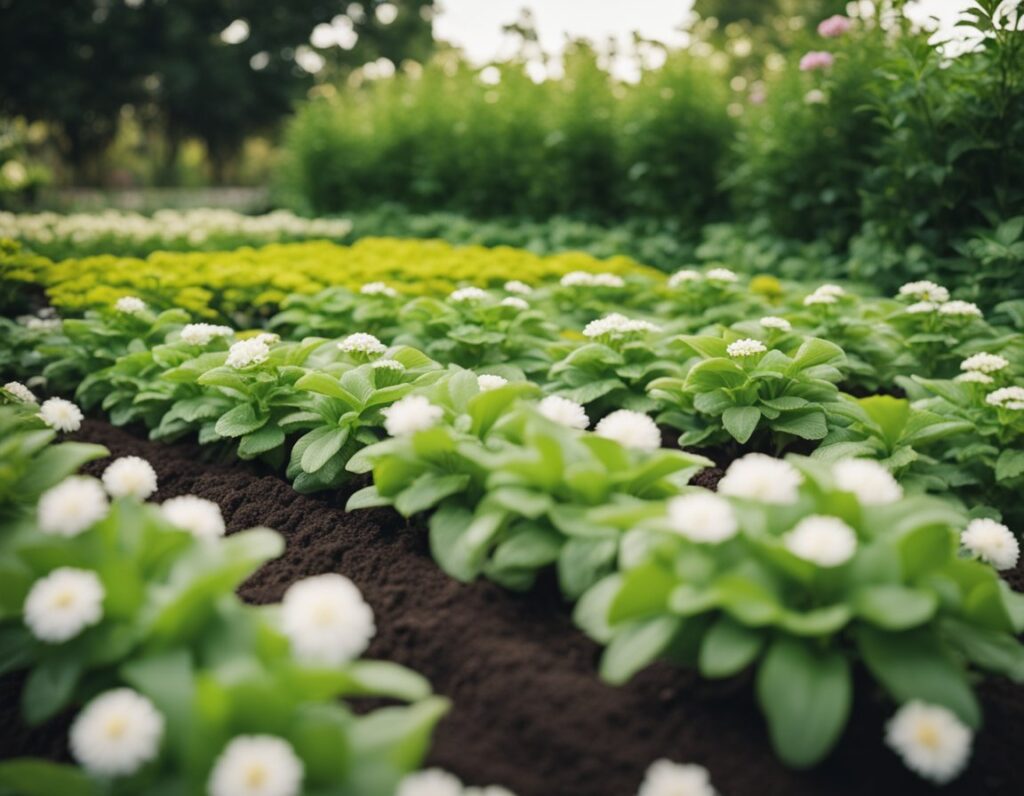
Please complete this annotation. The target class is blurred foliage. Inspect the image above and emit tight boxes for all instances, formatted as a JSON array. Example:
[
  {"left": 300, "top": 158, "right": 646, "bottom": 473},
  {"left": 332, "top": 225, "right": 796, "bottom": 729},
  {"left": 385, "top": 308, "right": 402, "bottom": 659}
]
[
  {"left": 0, "top": 238, "right": 657, "bottom": 322},
  {"left": 0, "top": 0, "right": 435, "bottom": 183},
  {"left": 278, "top": 42, "right": 735, "bottom": 224}
]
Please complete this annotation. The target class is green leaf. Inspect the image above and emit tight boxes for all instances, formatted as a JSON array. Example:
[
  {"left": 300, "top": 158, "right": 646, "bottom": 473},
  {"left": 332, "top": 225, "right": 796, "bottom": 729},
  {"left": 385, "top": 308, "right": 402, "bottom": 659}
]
[
  {"left": 22, "top": 655, "right": 81, "bottom": 725},
  {"left": 429, "top": 508, "right": 503, "bottom": 581},
  {"left": 722, "top": 406, "right": 761, "bottom": 443},
  {"left": 853, "top": 585, "right": 938, "bottom": 630},
  {"left": 238, "top": 424, "right": 286, "bottom": 457},
  {"left": 395, "top": 473, "right": 470, "bottom": 516},
  {"left": 301, "top": 426, "right": 350, "bottom": 473},
  {"left": 856, "top": 627, "right": 980, "bottom": 727},
  {"left": 770, "top": 409, "right": 828, "bottom": 440},
  {"left": 600, "top": 616, "right": 682, "bottom": 685},
  {"left": 756, "top": 637, "right": 851, "bottom": 768},
  {"left": 699, "top": 616, "right": 764, "bottom": 678},
  {"left": 346, "top": 485, "right": 390, "bottom": 510},
  {"left": 214, "top": 403, "right": 267, "bottom": 438},
  {"left": 120, "top": 649, "right": 194, "bottom": 756},
  {"left": 15, "top": 443, "right": 109, "bottom": 499},
  {"left": 790, "top": 338, "right": 844, "bottom": 369},
  {"left": 608, "top": 563, "right": 676, "bottom": 624},
  {"left": 558, "top": 537, "right": 618, "bottom": 600},
  {"left": 0, "top": 760, "right": 100, "bottom": 796},
  {"left": 940, "top": 618, "right": 1024, "bottom": 681},
  {"left": 995, "top": 449, "right": 1024, "bottom": 482},
  {"left": 344, "top": 660, "right": 433, "bottom": 702},
  {"left": 349, "top": 696, "right": 450, "bottom": 771},
  {"left": 489, "top": 526, "right": 562, "bottom": 571}
]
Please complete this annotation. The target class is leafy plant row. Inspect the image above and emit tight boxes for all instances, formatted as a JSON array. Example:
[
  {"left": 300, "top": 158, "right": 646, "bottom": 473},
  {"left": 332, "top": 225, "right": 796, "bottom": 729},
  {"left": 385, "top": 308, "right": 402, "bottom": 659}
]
[
  {"left": 0, "top": 237, "right": 652, "bottom": 322},
  {"left": 0, "top": 404, "right": 452, "bottom": 796},
  {"left": 3, "top": 264, "right": 1024, "bottom": 782}
]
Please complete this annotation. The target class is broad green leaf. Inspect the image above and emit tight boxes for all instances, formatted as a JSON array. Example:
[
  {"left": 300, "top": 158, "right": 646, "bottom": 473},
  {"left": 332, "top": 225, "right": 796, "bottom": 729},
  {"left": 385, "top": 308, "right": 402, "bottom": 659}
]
[
  {"left": 395, "top": 473, "right": 470, "bottom": 516},
  {"left": 853, "top": 585, "right": 937, "bottom": 630},
  {"left": 600, "top": 616, "right": 682, "bottom": 685},
  {"left": 301, "top": 426, "right": 350, "bottom": 473},
  {"left": 608, "top": 563, "right": 676, "bottom": 624},
  {"left": 22, "top": 655, "right": 81, "bottom": 725},
  {"left": 722, "top": 406, "right": 761, "bottom": 443},
  {"left": 699, "top": 616, "right": 764, "bottom": 678},
  {"left": 756, "top": 637, "right": 851, "bottom": 768},
  {"left": 214, "top": 403, "right": 267, "bottom": 438},
  {"left": 856, "top": 627, "right": 980, "bottom": 727},
  {"left": 0, "top": 760, "right": 100, "bottom": 796}
]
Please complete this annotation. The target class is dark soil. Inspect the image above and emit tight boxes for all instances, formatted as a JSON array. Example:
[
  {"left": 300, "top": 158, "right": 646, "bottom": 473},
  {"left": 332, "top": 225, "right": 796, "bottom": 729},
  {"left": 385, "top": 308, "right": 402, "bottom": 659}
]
[{"left": 4, "top": 418, "right": 1022, "bottom": 796}]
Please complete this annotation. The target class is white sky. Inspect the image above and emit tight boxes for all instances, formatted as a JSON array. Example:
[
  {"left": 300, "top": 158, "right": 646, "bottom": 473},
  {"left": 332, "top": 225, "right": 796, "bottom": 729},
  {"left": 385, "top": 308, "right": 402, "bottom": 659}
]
[{"left": 433, "top": 0, "right": 975, "bottom": 79}]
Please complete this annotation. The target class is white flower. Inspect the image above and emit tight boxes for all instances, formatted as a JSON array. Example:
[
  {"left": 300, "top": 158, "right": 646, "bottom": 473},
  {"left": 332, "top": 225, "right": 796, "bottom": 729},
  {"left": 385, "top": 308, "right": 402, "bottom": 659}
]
[
  {"left": 955, "top": 371, "right": 993, "bottom": 384},
  {"left": 637, "top": 759, "right": 718, "bottom": 796},
  {"left": 986, "top": 386, "right": 1024, "bottom": 407},
  {"left": 816, "top": 284, "right": 845, "bottom": 297},
  {"left": 102, "top": 456, "right": 158, "bottom": 500},
  {"left": 538, "top": 395, "right": 589, "bottom": 429},
  {"left": 38, "top": 476, "right": 109, "bottom": 536},
  {"left": 582, "top": 313, "right": 658, "bottom": 339},
  {"left": 726, "top": 338, "right": 767, "bottom": 358},
  {"left": 905, "top": 301, "right": 937, "bottom": 314},
  {"left": 208, "top": 735, "right": 304, "bottom": 796},
  {"left": 254, "top": 332, "right": 280, "bottom": 346},
  {"left": 898, "top": 281, "right": 949, "bottom": 303},
  {"left": 667, "top": 493, "right": 737, "bottom": 544},
  {"left": 758, "top": 316, "right": 791, "bottom": 331},
  {"left": 706, "top": 268, "right": 738, "bottom": 283},
  {"left": 803, "top": 292, "right": 837, "bottom": 306},
  {"left": 668, "top": 269, "right": 702, "bottom": 287},
  {"left": 804, "top": 88, "right": 827, "bottom": 104},
  {"left": 4, "top": 380, "right": 36, "bottom": 403},
  {"left": 885, "top": 701, "right": 972, "bottom": 784},
  {"left": 24, "top": 567, "right": 105, "bottom": 642},
  {"left": 501, "top": 296, "right": 529, "bottom": 310},
  {"left": 592, "top": 273, "right": 625, "bottom": 288},
  {"left": 960, "top": 518, "right": 1019, "bottom": 570},
  {"left": 449, "top": 286, "right": 489, "bottom": 303},
  {"left": 180, "top": 323, "right": 234, "bottom": 346},
  {"left": 960, "top": 353, "right": 1008, "bottom": 374},
  {"left": 161, "top": 495, "right": 225, "bottom": 539},
  {"left": 338, "top": 332, "right": 387, "bottom": 355},
  {"left": 70, "top": 689, "right": 164, "bottom": 777},
  {"left": 39, "top": 397, "right": 83, "bottom": 432},
  {"left": 784, "top": 515, "right": 858, "bottom": 567},
  {"left": 718, "top": 454, "right": 803, "bottom": 504},
  {"left": 281, "top": 574, "right": 375, "bottom": 665},
  {"left": 477, "top": 374, "right": 508, "bottom": 391},
  {"left": 560, "top": 271, "right": 594, "bottom": 287},
  {"left": 383, "top": 395, "right": 443, "bottom": 436},
  {"left": 595, "top": 410, "right": 661, "bottom": 451},
  {"left": 371, "top": 358, "right": 405, "bottom": 371},
  {"left": 504, "top": 280, "right": 533, "bottom": 295},
  {"left": 832, "top": 459, "right": 902, "bottom": 505},
  {"left": 226, "top": 337, "right": 270, "bottom": 369},
  {"left": 938, "top": 300, "right": 982, "bottom": 318},
  {"left": 361, "top": 281, "right": 398, "bottom": 297},
  {"left": 396, "top": 768, "right": 463, "bottom": 796},
  {"left": 115, "top": 296, "right": 146, "bottom": 314},
  {"left": 560, "top": 271, "right": 623, "bottom": 288}
]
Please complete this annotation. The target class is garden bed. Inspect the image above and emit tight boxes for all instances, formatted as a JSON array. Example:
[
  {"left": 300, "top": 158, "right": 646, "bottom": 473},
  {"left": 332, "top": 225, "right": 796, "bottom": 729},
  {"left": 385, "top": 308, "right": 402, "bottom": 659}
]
[{"left": 16, "top": 418, "right": 1011, "bottom": 796}]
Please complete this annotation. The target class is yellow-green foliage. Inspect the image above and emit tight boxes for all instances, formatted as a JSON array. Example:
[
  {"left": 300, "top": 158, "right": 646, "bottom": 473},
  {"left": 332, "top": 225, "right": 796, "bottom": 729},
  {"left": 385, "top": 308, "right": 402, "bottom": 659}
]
[{"left": 2, "top": 237, "right": 658, "bottom": 318}]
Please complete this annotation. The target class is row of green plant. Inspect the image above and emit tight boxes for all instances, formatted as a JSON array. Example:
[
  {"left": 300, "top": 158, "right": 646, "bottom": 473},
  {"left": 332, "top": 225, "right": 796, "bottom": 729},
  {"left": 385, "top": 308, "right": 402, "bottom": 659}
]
[
  {"left": 4, "top": 321, "right": 1023, "bottom": 784},
  {"left": 6, "top": 266, "right": 1024, "bottom": 529},
  {"left": 0, "top": 238, "right": 652, "bottom": 322},
  {"left": 0, "top": 403, "right": 453, "bottom": 796},
  {"left": 277, "top": 3, "right": 1024, "bottom": 308}
]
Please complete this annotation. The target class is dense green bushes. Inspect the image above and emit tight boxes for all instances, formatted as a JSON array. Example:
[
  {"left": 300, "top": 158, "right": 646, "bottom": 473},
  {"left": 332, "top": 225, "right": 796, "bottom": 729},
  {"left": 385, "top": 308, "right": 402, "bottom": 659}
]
[
  {"left": 279, "top": 45, "right": 734, "bottom": 225},
  {"left": 279, "top": 3, "right": 1024, "bottom": 307}
]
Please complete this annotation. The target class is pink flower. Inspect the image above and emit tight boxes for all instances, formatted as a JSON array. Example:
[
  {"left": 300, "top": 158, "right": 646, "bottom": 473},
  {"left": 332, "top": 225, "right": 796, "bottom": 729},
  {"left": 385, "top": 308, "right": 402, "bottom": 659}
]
[
  {"left": 800, "top": 51, "right": 835, "bottom": 72},
  {"left": 818, "top": 15, "right": 852, "bottom": 38}
]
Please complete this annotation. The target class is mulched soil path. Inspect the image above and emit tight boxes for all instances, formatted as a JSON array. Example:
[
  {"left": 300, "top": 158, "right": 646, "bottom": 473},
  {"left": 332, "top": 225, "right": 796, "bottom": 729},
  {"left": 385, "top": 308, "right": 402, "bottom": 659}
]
[{"left": 4, "top": 419, "right": 1021, "bottom": 795}]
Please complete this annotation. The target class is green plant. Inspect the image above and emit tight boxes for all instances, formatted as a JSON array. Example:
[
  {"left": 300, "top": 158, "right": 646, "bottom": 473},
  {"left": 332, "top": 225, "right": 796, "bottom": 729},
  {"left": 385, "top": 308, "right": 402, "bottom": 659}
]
[
  {"left": 575, "top": 455, "right": 1024, "bottom": 769},
  {"left": 349, "top": 376, "right": 708, "bottom": 597},
  {"left": 649, "top": 332, "right": 848, "bottom": 451}
]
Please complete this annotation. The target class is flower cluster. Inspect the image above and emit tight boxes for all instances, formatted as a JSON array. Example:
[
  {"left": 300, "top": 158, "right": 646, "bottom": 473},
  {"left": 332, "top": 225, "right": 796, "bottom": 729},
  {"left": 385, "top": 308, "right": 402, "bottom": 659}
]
[
  {"left": 361, "top": 281, "right": 399, "bottom": 297},
  {"left": 726, "top": 338, "right": 767, "bottom": 358},
  {"left": 582, "top": 313, "right": 660, "bottom": 339},
  {"left": 538, "top": 395, "right": 590, "bottom": 429},
  {"left": 226, "top": 337, "right": 272, "bottom": 369},
  {"left": 384, "top": 395, "right": 444, "bottom": 436},
  {"left": 39, "top": 397, "right": 84, "bottom": 432},
  {"left": 338, "top": 332, "right": 388, "bottom": 356},
  {"left": 986, "top": 386, "right": 1024, "bottom": 410},
  {"left": 560, "top": 271, "right": 625, "bottom": 288},
  {"left": 3, "top": 380, "right": 36, "bottom": 403},
  {"left": 594, "top": 409, "right": 660, "bottom": 451},
  {"left": 180, "top": 322, "right": 234, "bottom": 346},
  {"left": 803, "top": 283, "right": 844, "bottom": 306}
]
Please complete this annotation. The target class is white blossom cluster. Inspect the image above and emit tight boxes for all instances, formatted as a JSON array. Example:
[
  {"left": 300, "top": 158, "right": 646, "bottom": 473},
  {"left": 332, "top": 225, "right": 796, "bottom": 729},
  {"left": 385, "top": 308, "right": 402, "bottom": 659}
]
[
  {"left": 559, "top": 271, "right": 625, "bottom": 288},
  {"left": 180, "top": 323, "right": 234, "bottom": 346},
  {"left": 885, "top": 701, "right": 972, "bottom": 784},
  {"left": 666, "top": 267, "right": 737, "bottom": 288},
  {"left": 595, "top": 410, "right": 661, "bottom": 451},
  {"left": 338, "top": 332, "right": 387, "bottom": 356},
  {"left": 803, "top": 283, "right": 845, "bottom": 306},
  {"left": 583, "top": 313, "right": 660, "bottom": 339},
  {"left": 360, "top": 281, "right": 399, "bottom": 297},
  {"left": 986, "top": 385, "right": 1024, "bottom": 410},
  {"left": 226, "top": 336, "right": 272, "bottom": 369},
  {"left": 383, "top": 395, "right": 444, "bottom": 436},
  {"left": 0, "top": 209, "right": 351, "bottom": 249},
  {"left": 636, "top": 759, "right": 718, "bottom": 796},
  {"left": 4, "top": 380, "right": 37, "bottom": 403},
  {"left": 538, "top": 395, "right": 590, "bottom": 429},
  {"left": 726, "top": 338, "right": 767, "bottom": 358},
  {"left": 896, "top": 281, "right": 983, "bottom": 319},
  {"left": 397, "top": 768, "right": 517, "bottom": 796}
]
